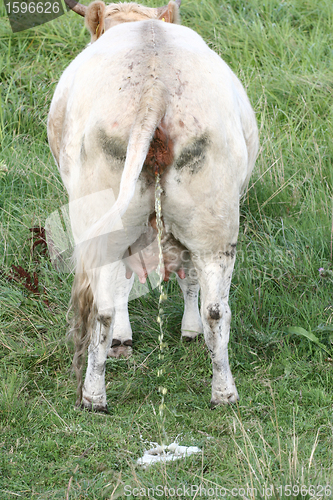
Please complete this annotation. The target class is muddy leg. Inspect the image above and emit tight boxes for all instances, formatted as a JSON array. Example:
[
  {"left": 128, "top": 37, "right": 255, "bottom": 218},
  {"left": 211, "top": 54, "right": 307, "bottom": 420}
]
[
  {"left": 81, "top": 261, "right": 128, "bottom": 412},
  {"left": 176, "top": 259, "right": 203, "bottom": 341},
  {"left": 194, "top": 256, "right": 239, "bottom": 406},
  {"left": 81, "top": 310, "right": 114, "bottom": 412},
  {"left": 108, "top": 262, "right": 133, "bottom": 359}
]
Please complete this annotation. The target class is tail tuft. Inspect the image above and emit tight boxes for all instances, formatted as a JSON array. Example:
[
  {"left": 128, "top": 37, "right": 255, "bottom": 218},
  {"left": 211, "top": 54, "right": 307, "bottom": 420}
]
[{"left": 68, "top": 268, "right": 96, "bottom": 406}]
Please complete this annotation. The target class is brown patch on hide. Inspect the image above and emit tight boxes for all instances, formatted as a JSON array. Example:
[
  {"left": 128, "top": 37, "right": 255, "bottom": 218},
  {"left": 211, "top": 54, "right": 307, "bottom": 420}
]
[{"left": 144, "top": 123, "right": 174, "bottom": 176}]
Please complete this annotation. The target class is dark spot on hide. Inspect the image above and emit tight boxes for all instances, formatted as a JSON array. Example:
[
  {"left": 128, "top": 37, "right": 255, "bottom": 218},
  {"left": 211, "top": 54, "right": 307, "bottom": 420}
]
[
  {"left": 223, "top": 250, "right": 235, "bottom": 259},
  {"left": 174, "top": 134, "right": 210, "bottom": 174},
  {"left": 144, "top": 124, "right": 174, "bottom": 175},
  {"left": 224, "top": 243, "right": 237, "bottom": 259},
  {"left": 97, "top": 314, "right": 112, "bottom": 328},
  {"left": 207, "top": 303, "right": 221, "bottom": 321},
  {"left": 98, "top": 130, "right": 127, "bottom": 163}
]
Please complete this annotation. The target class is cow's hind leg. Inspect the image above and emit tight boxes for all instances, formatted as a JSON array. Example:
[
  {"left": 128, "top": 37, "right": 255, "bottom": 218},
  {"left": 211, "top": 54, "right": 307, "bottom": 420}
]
[
  {"left": 108, "top": 262, "right": 134, "bottom": 359},
  {"left": 176, "top": 259, "right": 203, "bottom": 341},
  {"left": 108, "top": 307, "right": 133, "bottom": 359},
  {"left": 81, "top": 309, "right": 114, "bottom": 412},
  {"left": 80, "top": 261, "right": 128, "bottom": 412},
  {"left": 193, "top": 254, "right": 239, "bottom": 406}
]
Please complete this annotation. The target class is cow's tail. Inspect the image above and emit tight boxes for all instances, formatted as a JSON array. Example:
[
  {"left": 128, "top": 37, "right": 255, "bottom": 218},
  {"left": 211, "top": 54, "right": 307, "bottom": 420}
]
[
  {"left": 85, "top": 78, "right": 168, "bottom": 246},
  {"left": 68, "top": 271, "right": 96, "bottom": 407},
  {"left": 70, "top": 79, "right": 168, "bottom": 404}
]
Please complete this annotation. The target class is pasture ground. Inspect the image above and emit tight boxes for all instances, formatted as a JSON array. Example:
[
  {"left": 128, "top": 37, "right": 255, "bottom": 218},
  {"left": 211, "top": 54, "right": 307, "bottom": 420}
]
[{"left": 0, "top": 0, "right": 333, "bottom": 498}]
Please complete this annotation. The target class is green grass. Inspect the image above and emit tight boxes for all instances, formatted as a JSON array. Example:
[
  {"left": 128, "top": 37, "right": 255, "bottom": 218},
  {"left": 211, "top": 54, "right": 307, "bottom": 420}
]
[{"left": 1, "top": 0, "right": 333, "bottom": 498}]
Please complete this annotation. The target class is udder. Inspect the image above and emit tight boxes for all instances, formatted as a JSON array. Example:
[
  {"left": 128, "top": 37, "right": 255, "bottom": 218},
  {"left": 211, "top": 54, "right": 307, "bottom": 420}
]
[{"left": 122, "top": 213, "right": 186, "bottom": 283}]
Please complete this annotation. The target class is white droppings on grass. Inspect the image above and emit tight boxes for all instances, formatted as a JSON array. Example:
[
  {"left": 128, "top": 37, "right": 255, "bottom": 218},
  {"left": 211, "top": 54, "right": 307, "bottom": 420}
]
[{"left": 137, "top": 442, "right": 201, "bottom": 467}]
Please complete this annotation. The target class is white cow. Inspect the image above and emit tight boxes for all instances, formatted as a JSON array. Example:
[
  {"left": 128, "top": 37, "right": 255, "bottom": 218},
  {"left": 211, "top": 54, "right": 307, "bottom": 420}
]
[{"left": 48, "top": 0, "right": 258, "bottom": 412}]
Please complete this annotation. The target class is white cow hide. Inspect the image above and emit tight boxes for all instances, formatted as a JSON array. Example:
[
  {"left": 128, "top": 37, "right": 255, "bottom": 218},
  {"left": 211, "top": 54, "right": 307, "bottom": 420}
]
[{"left": 48, "top": 0, "right": 259, "bottom": 411}]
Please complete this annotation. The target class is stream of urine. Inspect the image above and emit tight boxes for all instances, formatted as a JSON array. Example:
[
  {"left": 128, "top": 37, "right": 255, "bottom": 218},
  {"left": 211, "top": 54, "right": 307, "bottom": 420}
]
[
  {"left": 135, "top": 173, "right": 202, "bottom": 466},
  {"left": 154, "top": 172, "right": 168, "bottom": 444}
]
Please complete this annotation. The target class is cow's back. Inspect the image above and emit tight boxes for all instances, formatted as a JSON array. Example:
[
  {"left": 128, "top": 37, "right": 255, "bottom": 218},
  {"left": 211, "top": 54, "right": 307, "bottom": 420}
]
[{"left": 49, "top": 20, "right": 255, "bottom": 169}]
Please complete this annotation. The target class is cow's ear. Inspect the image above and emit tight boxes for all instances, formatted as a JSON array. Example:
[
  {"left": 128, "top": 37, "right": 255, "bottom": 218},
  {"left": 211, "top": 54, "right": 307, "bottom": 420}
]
[
  {"left": 85, "top": 1, "right": 106, "bottom": 42},
  {"left": 158, "top": 1, "right": 180, "bottom": 24}
]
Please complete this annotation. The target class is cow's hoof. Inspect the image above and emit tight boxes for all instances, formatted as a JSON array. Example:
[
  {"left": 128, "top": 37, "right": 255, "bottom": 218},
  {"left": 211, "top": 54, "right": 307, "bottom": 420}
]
[
  {"left": 79, "top": 399, "right": 109, "bottom": 414},
  {"left": 108, "top": 339, "right": 132, "bottom": 359},
  {"left": 210, "top": 390, "right": 239, "bottom": 408},
  {"left": 181, "top": 333, "right": 201, "bottom": 342}
]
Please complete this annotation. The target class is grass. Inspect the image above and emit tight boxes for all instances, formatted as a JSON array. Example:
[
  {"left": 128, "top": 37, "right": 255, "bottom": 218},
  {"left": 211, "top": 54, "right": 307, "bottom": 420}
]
[{"left": 1, "top": 0, "right": 333, "bottom": 498}]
